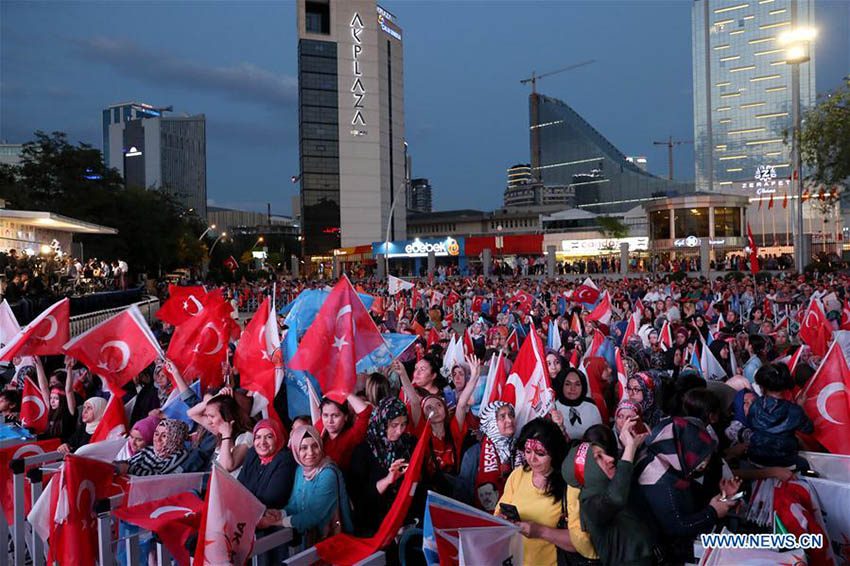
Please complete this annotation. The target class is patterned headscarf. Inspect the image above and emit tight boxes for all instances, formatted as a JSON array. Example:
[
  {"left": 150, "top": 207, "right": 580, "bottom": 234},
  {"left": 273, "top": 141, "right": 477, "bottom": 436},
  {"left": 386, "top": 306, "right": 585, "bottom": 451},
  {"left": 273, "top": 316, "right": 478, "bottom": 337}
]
[
  {"left": 154, "top": 419, "right": 189, "bottom": 459},
  {"left": 626, "top": 335, "right": 650, "bottom": 370},
  {"left": 366, "top": 398, "right": 415, "bottom": 471},
  {"left": 289, "top": 424, "right": 332, "bottom": 481},
  {"left": 630, "top": 371, "right": 664, "bottom": 428},
  {"left": 636, "top": 416, "right": 716, "bottom": 489},
  {"left": 253, "top": 418, "right": 286, "bottom": 465},
  {"left": 478, "top": 401, "right": 516, "bottom": 464}
]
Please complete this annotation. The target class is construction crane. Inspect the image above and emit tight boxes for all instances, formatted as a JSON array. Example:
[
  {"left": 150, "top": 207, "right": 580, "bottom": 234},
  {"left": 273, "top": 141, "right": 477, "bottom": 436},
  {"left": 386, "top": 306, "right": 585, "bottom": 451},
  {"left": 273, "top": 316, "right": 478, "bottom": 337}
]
[
  {"left": 653, "top": 136, "right": 694, "bottom": 180},
  {"left": 520, "top": 60, "right": 596, "bottom": 94}
]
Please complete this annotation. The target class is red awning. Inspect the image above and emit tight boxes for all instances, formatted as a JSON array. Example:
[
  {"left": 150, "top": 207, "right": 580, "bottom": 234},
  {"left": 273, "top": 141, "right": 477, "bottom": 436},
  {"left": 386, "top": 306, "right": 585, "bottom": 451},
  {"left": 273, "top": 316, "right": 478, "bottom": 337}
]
[{"left": 464, "top": 234, "right": 543, "bottom": 255}]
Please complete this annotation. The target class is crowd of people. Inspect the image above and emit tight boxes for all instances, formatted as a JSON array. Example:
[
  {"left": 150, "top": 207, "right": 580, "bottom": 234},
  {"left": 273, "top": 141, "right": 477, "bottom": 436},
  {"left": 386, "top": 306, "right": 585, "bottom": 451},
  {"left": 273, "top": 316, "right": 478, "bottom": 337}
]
[{"left": 3, "top": 268, "right": 850, "bottom": 566}]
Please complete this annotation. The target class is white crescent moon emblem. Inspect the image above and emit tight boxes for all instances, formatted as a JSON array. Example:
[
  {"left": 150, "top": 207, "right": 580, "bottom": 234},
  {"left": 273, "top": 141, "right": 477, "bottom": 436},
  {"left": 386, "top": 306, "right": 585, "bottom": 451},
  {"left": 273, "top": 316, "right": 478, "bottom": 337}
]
[
  {"left": 149, "top": 505, "right": 195, "bottom": 519},
  {"left": 76, "top": 480, "right": 96, "bottom": 513},
  {"left": 258, "top": 325, "right": 267, "bottom": 349},
  {"left": 199, "top": 323, "right": 223, "bottom": 355},
  {"left": 36, "top": 315, "right": 58, "bottom": 341},
  {"left": 12, "top": 444, "right": 45, "bottom": 460},
  {"left": 805, "top": 311, "right": 818, "bottom": 329},
  {"left": 22, "top": 395, "right": 46, "bottom": 422},
  {"left": 106, "top": 425, "right": 125, "bottom": 440},
  {"left": 336, "top": 305, "right": 352, "bottom": 320},
  {"left": 99, "top": 340, "right": 131, "bottom": 373},
  {"left": 817, "top": 382, "right": 846, "bottom": 425},
  {"left": 185, "top": 295, "right": 203, "bottom": 316}
]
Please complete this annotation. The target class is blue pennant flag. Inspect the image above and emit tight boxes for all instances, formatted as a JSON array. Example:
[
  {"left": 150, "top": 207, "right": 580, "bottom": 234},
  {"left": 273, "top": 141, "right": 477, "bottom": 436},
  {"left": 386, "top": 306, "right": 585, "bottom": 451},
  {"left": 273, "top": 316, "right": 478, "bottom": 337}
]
[
  {"left": 161, "top": 380, "right": 202, "bottom": 425},
  {"left": 557, "top": 296, "right": 567, "bottom": 316},
  {"left": 357, "top": 333, "right": 417, "bottom": 373}
]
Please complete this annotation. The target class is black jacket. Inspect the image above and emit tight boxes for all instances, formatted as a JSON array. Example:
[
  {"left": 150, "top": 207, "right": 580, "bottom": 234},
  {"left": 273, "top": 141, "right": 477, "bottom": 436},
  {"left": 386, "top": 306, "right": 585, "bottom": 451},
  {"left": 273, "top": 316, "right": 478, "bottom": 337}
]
[{"left": 238, "top": 448, "right": 297, "bottom": 509}]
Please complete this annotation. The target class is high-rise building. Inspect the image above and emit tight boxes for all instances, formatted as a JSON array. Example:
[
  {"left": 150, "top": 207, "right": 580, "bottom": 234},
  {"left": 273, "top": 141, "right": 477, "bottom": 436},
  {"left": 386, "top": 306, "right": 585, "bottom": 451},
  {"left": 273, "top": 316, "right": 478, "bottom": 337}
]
[
  {"left": 408, "top": 178, "right": 432, "bottom": 213},
  {"left": 529, "top": 94, "right": 693, "bottom": 213},
  {"left": 296, "top": 0, "right": 406, "bottom": 258},
  {"left": 0, "top": 144, "right": 23, "bottom": 166},
  {"left": 103, "top": 102, "right": 207, "bottom": 218},
  {"left": 692, "top": 0, "right": 816, "bottom": 193},
  {"left": 507, "top": 163, "right": 535, "bottom": 187}
]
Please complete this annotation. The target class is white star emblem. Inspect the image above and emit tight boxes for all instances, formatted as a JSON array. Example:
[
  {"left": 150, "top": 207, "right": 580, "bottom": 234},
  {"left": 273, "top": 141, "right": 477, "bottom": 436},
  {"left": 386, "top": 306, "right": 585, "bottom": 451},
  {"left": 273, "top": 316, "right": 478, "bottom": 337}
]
[{"left": 333, "top": 335, "right": 349, "bottom": 351}]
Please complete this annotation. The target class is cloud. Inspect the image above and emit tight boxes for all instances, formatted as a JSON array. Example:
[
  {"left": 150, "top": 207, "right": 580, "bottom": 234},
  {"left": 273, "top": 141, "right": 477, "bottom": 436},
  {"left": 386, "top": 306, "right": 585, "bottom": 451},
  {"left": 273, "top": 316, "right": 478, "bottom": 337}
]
[{"left": 68, "top": 36, "right": 297, "bottom": 108}]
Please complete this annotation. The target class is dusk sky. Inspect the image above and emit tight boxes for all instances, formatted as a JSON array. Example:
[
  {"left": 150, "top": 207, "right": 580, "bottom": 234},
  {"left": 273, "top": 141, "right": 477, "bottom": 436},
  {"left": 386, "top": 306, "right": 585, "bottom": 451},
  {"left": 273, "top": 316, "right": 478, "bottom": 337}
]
[{"left": 2, "top": 1, "right": 847, "bottom": 217}]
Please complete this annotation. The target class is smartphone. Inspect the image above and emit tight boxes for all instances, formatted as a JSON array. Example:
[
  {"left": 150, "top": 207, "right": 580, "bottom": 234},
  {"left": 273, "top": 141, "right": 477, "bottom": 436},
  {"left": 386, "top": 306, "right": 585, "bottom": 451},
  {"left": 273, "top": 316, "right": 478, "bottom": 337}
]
[
  {"left": 801, "top": 469, "right": 820, "bottom": 478},
  {"left": 632, "top": 418, "right": 649, "bottom": 435},
  {"left": 719, "top": 491, "right": 744, "bottom": 502},
  {"left": 499, "top": 503, "right": 521, "bottom": 522}
]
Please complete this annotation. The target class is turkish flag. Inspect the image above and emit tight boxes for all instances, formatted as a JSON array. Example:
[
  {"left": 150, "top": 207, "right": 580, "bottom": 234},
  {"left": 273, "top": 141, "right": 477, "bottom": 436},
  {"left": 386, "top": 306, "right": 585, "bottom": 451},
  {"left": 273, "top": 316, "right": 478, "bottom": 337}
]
[
  {"left": 233, "top": 297, "right": 277, "bottom": 414},
  {"left": 156, "top": 285, "right": 207, "bottom": 326},
  {"left": 194, "top": 464, "right": 266, "bottom": 566},
  {"left": 574, "top": 277, "right": 600, "bottom": 304},
  {"left": 471, "top": 296, "right": 484, "bottom": 313},
  {"left": 621, "top": 312, "right": 640, "bottom": 349},
  {"left": 64, "top": 305, "right": 163, "bottom": 395},
  {"left": 20, "top": 376, "right": 48, "bottom": 434},
  {"left": 445, "top": 291, "right": 460, "bottom": 308},
  {"left": 586, "top": 330, "right": 605, "bottom": 359},
  {"left": 289, "top": 277, "right": 385, "bottom": 400},
  {"left": 166, "top": 298, "right": 233, "bottom": 393},
  {"left": 89, "top": 394, "right": 128, "bottom": 443},
  {"left": 659, "top": 320, "right": 673, "bottom": 351},
  {"left": 505, "top": 326, "right": 553, "bottom": 430},
  {"left": 635, "top": 298, "right": 645, "bottom": 317},
  {"left": 506, "top": 329, "right": 519, "bottom": 352},
  {"left": 51, "top": 455, "right": 117, "bottom": 566},
  {"left": 113, "top": 491, "right": 204, "bottom": 566},
  {"left": 768, "top": 192, "right": 774, "bottom": 209},
  {"left": 783, "top": 192, "right": 789, "bottom": 209},
  {"left": 0, "top": 298, "right": 69, "bottom": 361},
  {"left": 430, "top": 291, "right": 444, "bottom": 308},
  {"left": 586, "top": 291, "right": 612, "bottom": 327},
  {"left": 223, "top": 256, "right": 239, "bottom": 272},
  {"left": 481, "top": 352, "right": 511, "bottom": 406},
  {"left": 427, "top": 327, "right": 441, "bottom": 349},
  {"left": 316, "top": 425, "right": 432, "bottom": 565},
  {"left": 799, "top": 300, "right": 833, "bottom": 357},
  {"left": 615, "top": 347, "right": 628, "bottom": 402},
  {"left": 0, "top": 438, "right": 60, "bottom": 525},
  {"left": 0, "top": 299, "right": 20, "bottom": 349},
  {"left": 799, "top": 342, "right": 850, "bottom": 454},
  {"left": 512, "top": 291, "right": 534, "bottom": 315},
  {"left": 747, "top": 223, "right": 759, "bottom": 274},
  {"left": 463, "top": 327, "right": 475, "bottom": 356}
]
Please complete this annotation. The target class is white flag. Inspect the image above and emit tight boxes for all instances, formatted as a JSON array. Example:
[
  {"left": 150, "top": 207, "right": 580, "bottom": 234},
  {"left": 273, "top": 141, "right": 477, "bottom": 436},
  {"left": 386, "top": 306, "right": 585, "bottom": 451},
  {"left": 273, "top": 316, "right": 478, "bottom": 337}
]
[
  {"left": 459, "top": 526, "right": 523, "bottom": 566},
  {"left": 0, "top": 300, "right": 20, "bottom": 348},
  {"left": 388, "top": 275, "right": 414, "bottom": 296}
]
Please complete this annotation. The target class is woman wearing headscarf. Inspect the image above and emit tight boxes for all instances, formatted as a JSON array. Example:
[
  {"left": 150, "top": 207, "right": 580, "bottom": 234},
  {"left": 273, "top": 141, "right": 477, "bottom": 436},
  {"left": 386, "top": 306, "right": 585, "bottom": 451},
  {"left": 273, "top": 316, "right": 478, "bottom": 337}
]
[
  {"left": 470, "top": 401, "right": 518, "bottom": 512},
  {"left": 613, "top": 400, "right": 641, "bottom": 456},
  {"left": 349, "top": 397, "right": 416, "bottom": 536},
  {"left": 125, "top": 419, "right": 190, "bottom": 475},
  {"left": 724, "top": 388, "right": 757, "bottom": 448},
  {"left": 626, "top": 371, "right": 664, "bottom": 430},
  {"left": 634, "top": 417, "right": 738, "bottom": 563},
  {"left": 708, "top": 340, "right": 733, "bottom": 380},
  {"left": 270, "top": 425, "right": 354, "bottom": 546},
  {"left": 58, "top": 396, "right": 107, "bottom": 454},
  {"left": 239, "top": 419, "right": 297, "bottom": 511},
  {"left": 563, "top": 418, "right": 654, "bottom": 566},
  {"left": 115, "top": 415, "right": 159, "bottom": 461},
  {"left": 625, "top": 335, "right": 650, "bottom": 371},
  {"left": 552, "top": 367, "right": 603, "bottom": 440}
]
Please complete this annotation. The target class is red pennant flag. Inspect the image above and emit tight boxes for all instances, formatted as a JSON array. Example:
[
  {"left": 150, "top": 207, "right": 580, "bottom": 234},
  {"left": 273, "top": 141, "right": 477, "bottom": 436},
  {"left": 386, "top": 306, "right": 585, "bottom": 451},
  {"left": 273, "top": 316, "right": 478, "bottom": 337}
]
[
  {"left": 768, "top": 192, "right": 774, "bottom": 209},
  {"left": 426, "top": 327, "right": 441, "bottom": 349},
  {"left": 64, "top": 305, "right": 163, "bottom": 395},
  {"left": 0, "top": 438, "right": 60, "bottom": 525},
  {"left": 51, "top": 455, "right": 117, "bottom": 566},
  {"left": 410, "top": 320, "right": 426, "bottom": 338},
  {"left": 0, "top": 298, "right": 69, "bottom": 361},
  {"left": 166, "top": 296, "right": 233, "bottom": 393},
  {"left": 799, "top": 343, "right": 850, "bottom": 454},
  {"left": 463, "top": 326, "right": 475, "bottom": 356},
  {"left": 586, "top": 291, "right": 613, "bottom": 327},
  {"left": 289, "top": 277, "right": 385, "bottom": 400},
  {"left": 20, "top": 376, "right": 48, "bottom": 434},
  {"left": 586, "top": 330, "right": 605, "bottom": 359},
  {"left": 506, "top": 329, "right": 519, "bottom": 352},
  {"left": 615, "top": 348, "right": 628, "bottom": 402},
  {"left": 574, "top": 277, "right": 600, "bottom": 303},
  {"left": 444, "top": 312, "right": 454, "bottom": 325},
  {"left": 798, "top": 300, "right": 833, "bottom": 358},
  {"left": 483, "top": 352, "right": 510, "bottom": 406},
  {"left": 156, "top": 285, "right": 208, "bottom": 326},
  {"left": 315, "top": 425, "right": 432, "bottom": 565},
  {"left": 783, "top": 192, "right": 788, "bottom": 209},
  {"left": 89, "top": 394, "right": 129, "bottom": 443},
  {"left": 471, "top": 296, "right": 484, "bottom": 313},
  {"left": 114, "top": 492, "right": 204, "bottom": 566},
  {"left": 512, "top": 291, "right": 535, "bottom": 315},
  {"left": 746, "top": 223, "right": 759, "bottom": 274},
  {"left": 370, "top": 296, "right": 386, "bottom": 317},
  {"left": 445, "top": 291, "right": 460, "bottom": 308},
  {"left": 841, "top": 300, "right": 850, "bottom": 331},
  {"left": 621, "top": 311, "right": 640, "bottom": 345},
  {"left": 234, "top": 298, "right": 281, "bottom": 424},
  {"left": 194, "top": 464, "right": 266, "bottom": 566},
  {"left": 635, "top": 298, "right": 645, "bottom": 317},
  {"left": 429, "top": 291, "right": 444, "bottom": 309},
  {"left": 758, "top": 197, "right": 764, "bottom": 210},
  {"left": 506, "top": 326, "right": 553, "bottom": 430},
  {"left": 659, "top": 320, "right": 673, "bottom": 351}
]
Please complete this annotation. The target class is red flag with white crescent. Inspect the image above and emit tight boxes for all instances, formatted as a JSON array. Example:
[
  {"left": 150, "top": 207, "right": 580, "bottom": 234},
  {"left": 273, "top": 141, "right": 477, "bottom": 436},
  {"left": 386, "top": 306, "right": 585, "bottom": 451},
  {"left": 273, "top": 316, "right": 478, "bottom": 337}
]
[
  {"left": 621, "top": 311, "right": 640, "bottom": 346},
  {"left": 89, "top": 394, "right": 128, "bottom": 444},
  {"left": 841, "top": 300, "right": 850, "bottom": 331},
  {"left": 746, "top": 223, "right": 759, "bottom": 274},
  {"left": 0, "top": 298, "right": 69, "bottom": 361},
  {"left": 574, "top": 277, "right": 600, "bottom": 304},
  {"left": 586, "top": 291, "right": 613, "bottom": 327},
  {"left": 234, "top": 297, "right": 278, "bottom": 418},
  {"left": 21, "top": 376, "right": 48, "bottom": 434},
  {"left": 799, "top": 342, "right": 850, "bottom": 455},
  {"left": 506, "top": 329, "right": 519, "bottom": 352},
  {"left": 659, "top": 320, "right": 673, "bottom": 352},
  {"left": 798, "top": 299, "right": 832, "bottom": 358},
  {"left": 0, "top": 438, "right": 60, "bottom": 525},
  {"left": 64, "top": 305, "right": 163, "bottom": 395},
  {"left": 155, "top": 285, "right": 207, "bottom": 326}
]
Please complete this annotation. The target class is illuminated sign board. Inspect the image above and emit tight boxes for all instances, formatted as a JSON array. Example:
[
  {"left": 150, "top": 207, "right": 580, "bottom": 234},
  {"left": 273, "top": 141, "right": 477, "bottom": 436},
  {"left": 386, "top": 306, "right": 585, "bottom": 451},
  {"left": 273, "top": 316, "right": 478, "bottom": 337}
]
[
  {"left": 738, "top": 164, "right": 790, "bottom": 194},
  {"left": 673, "top": 236, "right": 727, "bottom": 247},
  {"left": 373, "top": 237, "right": 464, "bottom": 258},
  {"left": 378, "top": 13, "right": 402, "bottom": 40},
  {"left": 124, "top": 146, "right": 142, "bottom": 157},
  {"left": 349, "top": 13, "right": 367, "bottom": 136},
  {"left": 560, "top": 237, "right": 648, "bottom": 254}
]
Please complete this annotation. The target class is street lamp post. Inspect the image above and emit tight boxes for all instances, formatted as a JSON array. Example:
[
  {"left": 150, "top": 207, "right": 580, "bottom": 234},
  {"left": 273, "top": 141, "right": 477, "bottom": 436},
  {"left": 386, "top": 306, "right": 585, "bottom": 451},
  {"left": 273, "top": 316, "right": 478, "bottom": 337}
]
[
  {"left": 780, "top": 23, "right": 816, "bottom": 273},
  {"left": 209, "top": 231, "right": 227, "bottom": 254},
  {"left": 198, "top": 224, "right": 217, "bottom": 241}
]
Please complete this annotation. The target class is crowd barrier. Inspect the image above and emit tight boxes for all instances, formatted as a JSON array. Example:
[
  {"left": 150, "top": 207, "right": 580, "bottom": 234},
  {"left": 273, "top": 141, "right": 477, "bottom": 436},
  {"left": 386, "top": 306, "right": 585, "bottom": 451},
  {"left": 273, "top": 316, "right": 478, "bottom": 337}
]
[{"left": 68, "top": 296, "right": 160, "bottom": 338}]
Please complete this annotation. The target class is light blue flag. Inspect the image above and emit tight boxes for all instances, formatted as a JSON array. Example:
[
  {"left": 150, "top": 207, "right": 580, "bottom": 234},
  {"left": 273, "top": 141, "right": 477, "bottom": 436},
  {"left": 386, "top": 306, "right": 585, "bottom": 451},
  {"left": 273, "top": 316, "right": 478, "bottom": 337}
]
[
  {"left": 0, "top": 421, "right": 32, "bottom": 441},
  {"left": 356, "top": 333, "right": 417, "bottom": 373},
  {"left": 690, "top": 346, "right": 703, "bottom": 377},
  {"left": 160, "top": 380, "right": 201, "bottom": 425},
  {"left": 547, "top": 320, "right": 562, "bottom": 351},
  {"left": 280, "top": 288, "right": 376, "bottom": 418}
]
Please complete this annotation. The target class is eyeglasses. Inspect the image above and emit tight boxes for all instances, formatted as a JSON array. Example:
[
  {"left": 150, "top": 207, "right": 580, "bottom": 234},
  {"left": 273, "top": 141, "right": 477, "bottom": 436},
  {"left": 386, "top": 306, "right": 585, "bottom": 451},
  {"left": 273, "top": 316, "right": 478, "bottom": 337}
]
[{"left": 626, "top": 387, "right": 643, "bottom": 394}]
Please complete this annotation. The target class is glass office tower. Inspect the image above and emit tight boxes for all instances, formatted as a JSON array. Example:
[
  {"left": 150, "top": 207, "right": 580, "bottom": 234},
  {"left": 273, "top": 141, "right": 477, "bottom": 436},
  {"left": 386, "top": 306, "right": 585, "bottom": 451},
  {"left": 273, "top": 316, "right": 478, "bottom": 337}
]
[{"left": 692, "top": 0, "right": 815, "bottom": 192}]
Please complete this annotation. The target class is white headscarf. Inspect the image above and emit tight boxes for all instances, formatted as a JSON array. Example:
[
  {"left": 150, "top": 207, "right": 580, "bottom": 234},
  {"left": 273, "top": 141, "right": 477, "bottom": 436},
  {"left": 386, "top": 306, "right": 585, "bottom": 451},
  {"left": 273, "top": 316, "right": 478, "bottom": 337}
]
[{"left": 83, "top": 397, "right": 107, "bottom": 434}]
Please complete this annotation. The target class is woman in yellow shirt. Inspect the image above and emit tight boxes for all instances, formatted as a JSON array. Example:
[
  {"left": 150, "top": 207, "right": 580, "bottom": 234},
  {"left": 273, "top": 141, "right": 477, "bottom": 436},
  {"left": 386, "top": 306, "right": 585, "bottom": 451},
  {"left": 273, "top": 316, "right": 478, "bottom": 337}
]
[{"left": 496, "top": 418, "right": 574, "bottom": 565}]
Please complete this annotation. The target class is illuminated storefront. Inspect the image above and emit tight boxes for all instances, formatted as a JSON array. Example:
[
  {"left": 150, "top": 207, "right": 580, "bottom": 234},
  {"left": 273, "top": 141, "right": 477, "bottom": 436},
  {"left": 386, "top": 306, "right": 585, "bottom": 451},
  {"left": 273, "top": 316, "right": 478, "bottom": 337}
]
[
  {"left": 372, "top": 236, "right": 466, "bottom": 275},
  {"left": 645, "top": 193, "right": 749, "bottom": 257}
]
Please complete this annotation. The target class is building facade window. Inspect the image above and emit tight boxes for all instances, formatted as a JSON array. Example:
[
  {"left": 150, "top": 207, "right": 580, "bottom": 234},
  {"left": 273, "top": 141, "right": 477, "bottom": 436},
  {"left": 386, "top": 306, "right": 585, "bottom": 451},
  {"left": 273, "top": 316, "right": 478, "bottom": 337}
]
[
  {"left": 649, "top": 209, "right": 671, "bottom": 240},
  {"left": 674, "top": 207, "right": 710, "bottom": 238},
  {"left": 714, "top": 206, "right": 742, "bottom": 237}
]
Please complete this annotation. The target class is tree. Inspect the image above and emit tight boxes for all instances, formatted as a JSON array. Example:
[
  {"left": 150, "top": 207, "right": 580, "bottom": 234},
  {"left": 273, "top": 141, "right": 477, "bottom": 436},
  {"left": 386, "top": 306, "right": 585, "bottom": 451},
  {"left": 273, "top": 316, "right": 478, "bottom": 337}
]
[
  {"left": 0, "top": 131, "right": 206, "bottom": 275},
  {"left": 597, "top": 216, "right": 629, "bottom": 240},
  {"left": 796, "top": 83, "right": 850, "bottom": 212}
]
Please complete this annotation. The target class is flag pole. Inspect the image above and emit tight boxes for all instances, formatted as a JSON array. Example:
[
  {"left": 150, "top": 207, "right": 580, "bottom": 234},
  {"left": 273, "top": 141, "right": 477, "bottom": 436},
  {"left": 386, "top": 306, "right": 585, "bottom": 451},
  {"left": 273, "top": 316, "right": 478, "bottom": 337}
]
[{"left": 760, "top": 198, "right": 766, "bottom": 247}]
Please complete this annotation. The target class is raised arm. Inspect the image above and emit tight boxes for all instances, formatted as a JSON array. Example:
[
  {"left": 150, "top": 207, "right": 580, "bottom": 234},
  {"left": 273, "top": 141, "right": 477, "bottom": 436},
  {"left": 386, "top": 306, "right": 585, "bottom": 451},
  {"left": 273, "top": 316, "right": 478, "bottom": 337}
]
[
  {"left": 187, "top": 394, "right": 214, "bottom": 433},
  {"left": 391, "top": 359, "right": 421, "bottom": 428},
  {"left": 347, "top": 391, "right": 370, "bottom": 415},
  {"left": 64, "top": 356, "right": 77, "bottom": 416},
  {"left": 455, "top": 354, "right": 482, "bottom": 428},
  {"left": 34, "top": 356, "right": 49, "bottom": 405},
  {"left": 164, "top": 359, "right": 189, "bottom": 393}
]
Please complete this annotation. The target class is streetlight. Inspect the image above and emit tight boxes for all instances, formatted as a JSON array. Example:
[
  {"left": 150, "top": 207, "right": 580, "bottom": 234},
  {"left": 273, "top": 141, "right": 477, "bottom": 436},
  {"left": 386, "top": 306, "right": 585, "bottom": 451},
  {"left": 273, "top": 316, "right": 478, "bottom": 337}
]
[
  {"left": 198, "top": 224, "right": 217, "bottom": 240},
  {"left": 780, "top": 24, "right": 816, "bottom": 273},
  {"left": 209, "top": 231, "right": 227, "bottom": 254}
]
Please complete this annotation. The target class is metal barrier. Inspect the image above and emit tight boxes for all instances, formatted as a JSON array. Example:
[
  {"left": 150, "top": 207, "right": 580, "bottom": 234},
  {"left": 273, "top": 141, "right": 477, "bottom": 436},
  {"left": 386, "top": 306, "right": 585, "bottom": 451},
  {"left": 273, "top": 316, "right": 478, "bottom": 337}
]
[
  {"left": 9, "top": 450, "right": 63, "bottom": 566},
  {"left": 285, "top": 548, "right": 386, "bottom": 566},
  {"left": 69, "top": 296, "right": 160, "bottom": 337}
]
